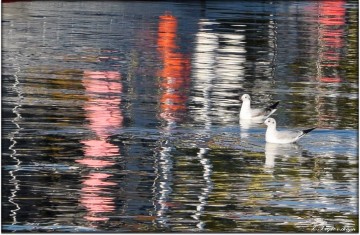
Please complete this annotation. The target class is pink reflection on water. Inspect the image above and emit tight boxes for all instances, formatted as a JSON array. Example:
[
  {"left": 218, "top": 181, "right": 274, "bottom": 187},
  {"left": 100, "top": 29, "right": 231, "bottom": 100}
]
[
  {"left": 80, "top": 172, "right": 116, "bottom": 221},
  {"left": 81, "top": 139, "right": 119, "bottom": 158},
  {"left": 77, "top": 70, "right": 123, "bottom": 224},
  {"left": 82, "top": 70, "right": 123, "bottom": 137},
  {"left": 76, "top": 158, "right": 115, "bottom": 168}
]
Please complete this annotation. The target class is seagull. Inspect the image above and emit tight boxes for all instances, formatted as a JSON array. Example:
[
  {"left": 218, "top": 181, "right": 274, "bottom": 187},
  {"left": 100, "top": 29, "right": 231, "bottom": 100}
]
[
  {"left": 264, "top": 118, "right": 316, "bottom": 144},
  {"left": 240, "top": 94, "right": 279, "bottom": 122}
]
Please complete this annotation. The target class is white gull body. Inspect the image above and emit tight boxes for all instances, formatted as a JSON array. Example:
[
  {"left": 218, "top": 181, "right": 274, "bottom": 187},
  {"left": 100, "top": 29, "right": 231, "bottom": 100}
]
[
  {"left": 264, "top": 118, "right": 315, "bottom": 144},
  {"left": 240, "top": 94, "right": 279, "bottom": 122}
]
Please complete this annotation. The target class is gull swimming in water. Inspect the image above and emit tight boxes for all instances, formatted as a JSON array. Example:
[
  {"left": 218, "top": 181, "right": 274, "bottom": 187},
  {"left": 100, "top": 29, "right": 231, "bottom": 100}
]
[
  {"left": 264, "top": 118, "right": 316, "bottom": 144},
  {"left": 240, "top": 94, "right": 279, "bottom": 122}
]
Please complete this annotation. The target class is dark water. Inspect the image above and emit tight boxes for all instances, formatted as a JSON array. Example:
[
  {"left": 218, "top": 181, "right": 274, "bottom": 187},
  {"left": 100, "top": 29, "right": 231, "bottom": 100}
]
[{"left": 2, "top": 1, "right": 358, "bottom": 233}]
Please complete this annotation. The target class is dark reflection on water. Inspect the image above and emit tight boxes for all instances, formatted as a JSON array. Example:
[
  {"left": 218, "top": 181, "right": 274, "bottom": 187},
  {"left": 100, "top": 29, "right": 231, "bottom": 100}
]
[{"left": 2, "top": 1, "right": 358, "bottom": 233}]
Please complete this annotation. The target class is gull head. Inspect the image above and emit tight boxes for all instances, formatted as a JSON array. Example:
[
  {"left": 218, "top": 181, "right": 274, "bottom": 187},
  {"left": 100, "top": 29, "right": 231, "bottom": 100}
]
[
  {"left": 241, "top": 94, "right": 251, "bottom": 102},
  {"left": 264, "top": 118, "right": 276, "bottom": 127}
]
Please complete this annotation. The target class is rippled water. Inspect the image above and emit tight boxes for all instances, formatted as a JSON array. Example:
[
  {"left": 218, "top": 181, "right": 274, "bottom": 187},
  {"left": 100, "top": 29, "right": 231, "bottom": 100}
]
[{"left": 2, "top": 1, "right": 358, "bottom": 233}]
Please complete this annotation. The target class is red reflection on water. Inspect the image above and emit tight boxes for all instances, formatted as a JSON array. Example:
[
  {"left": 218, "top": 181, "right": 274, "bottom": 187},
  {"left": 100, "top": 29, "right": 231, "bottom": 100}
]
[
  {"left": 317, "top": 0, "right": 345, "bottom": 83},
  {"left": 303, "top": 1, "right": 346, "bottom": 128},
  {"left": 77, "top": 70, "right": 123, "bottom": 223},
  {"left": 157, "top": 14, "right": 191, "bottom": 123}
]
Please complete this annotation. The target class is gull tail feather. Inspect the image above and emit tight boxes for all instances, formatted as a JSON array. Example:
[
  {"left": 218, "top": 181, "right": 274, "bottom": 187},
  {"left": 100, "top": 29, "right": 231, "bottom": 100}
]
[
  {"left": 265, "top": 101, "right": 280, "bottom": 118},
  {"left": 268, "top": 101, "right": 279, "bottom": 110},
  {"left": 299, "top": 127, "right": 316, "bottom": 138},
  {"left": 303, "top": 127, "right": 316, "bottom": 135}
]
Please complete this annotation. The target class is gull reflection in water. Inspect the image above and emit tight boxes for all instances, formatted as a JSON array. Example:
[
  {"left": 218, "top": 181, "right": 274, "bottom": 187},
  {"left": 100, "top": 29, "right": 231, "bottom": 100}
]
[
  {"left": 264, "top": 142, "right": 301, "bottom": 173},
  {"left": 239, "top": 119, "right": 264, "bottom": 139}
]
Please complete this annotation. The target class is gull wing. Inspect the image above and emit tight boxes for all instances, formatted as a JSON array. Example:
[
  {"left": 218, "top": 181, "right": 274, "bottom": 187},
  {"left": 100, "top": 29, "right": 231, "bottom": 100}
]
[
  {"left": 250, "top": 101, "right": 279, "bottom": 118},
  {"left": 276, "top": 130, "right": 302, "bottom": 140},
  {"left": 277, "top": 128, "right": 316, "bottom": 142}
]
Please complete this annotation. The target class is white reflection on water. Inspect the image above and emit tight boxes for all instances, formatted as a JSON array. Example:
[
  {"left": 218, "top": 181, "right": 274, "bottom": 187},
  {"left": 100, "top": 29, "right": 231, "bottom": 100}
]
[
  {"left": 191, "top": 18, "right": 246, "bottom": 125},
  {"left": 154, "top": 145, "right": 173, "bottom": 227},
  {"left": 191, "top": 20, "right": 217, "bottom": 128},
  {"left": 192, "top": 147, "right": 213, "bottom": 231},
  {"left": 7, "top": 62, "right": 23, "bottom": 226}
]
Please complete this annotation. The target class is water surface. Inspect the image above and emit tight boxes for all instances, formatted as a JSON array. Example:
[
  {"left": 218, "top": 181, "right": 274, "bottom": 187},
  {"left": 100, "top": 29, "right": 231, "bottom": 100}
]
[{"left": 2, "top": 1, "right": 358, "bottom": 233}]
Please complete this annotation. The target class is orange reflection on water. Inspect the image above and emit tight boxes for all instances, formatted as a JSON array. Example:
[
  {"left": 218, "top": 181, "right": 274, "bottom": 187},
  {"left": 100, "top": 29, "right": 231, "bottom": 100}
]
[
  {"left": 77, "top": 70, "right": 123, "bottom": 223},
  {"left": 157, "top": 14, "right": 190, "bottom": 123}
]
